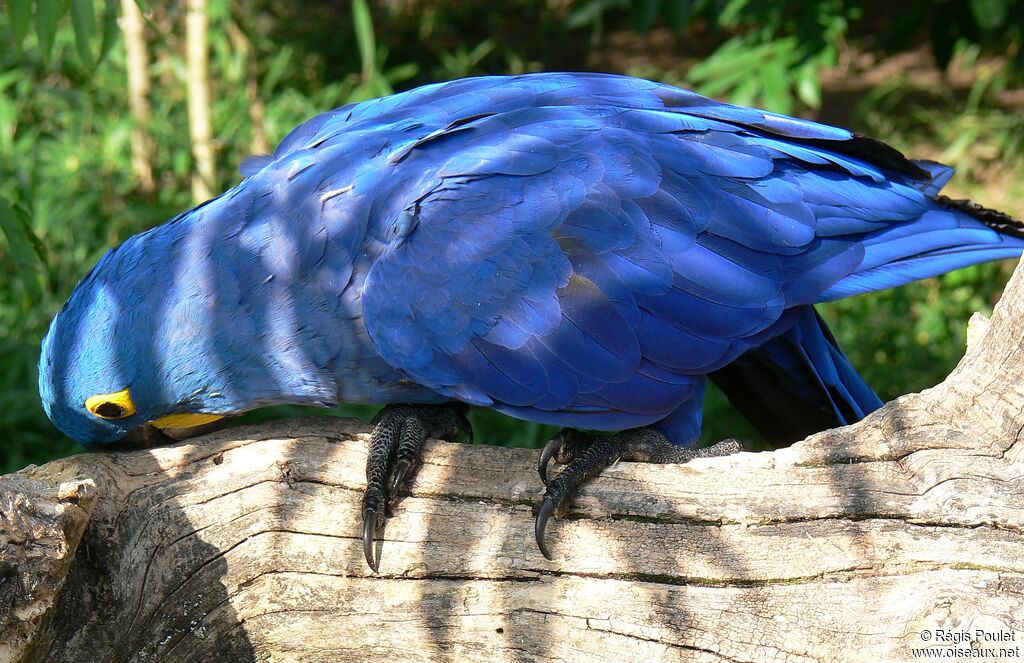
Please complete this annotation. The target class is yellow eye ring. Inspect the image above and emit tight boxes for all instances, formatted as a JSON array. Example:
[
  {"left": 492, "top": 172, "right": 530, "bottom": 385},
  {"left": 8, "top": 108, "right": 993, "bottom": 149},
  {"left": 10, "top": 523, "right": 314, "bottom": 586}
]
[{"left": 85, "top": 388, "right": 136, "bottom": 420}]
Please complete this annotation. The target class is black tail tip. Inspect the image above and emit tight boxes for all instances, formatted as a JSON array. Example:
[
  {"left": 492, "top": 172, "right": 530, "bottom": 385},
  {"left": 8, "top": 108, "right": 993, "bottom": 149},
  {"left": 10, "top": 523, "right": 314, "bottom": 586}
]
[{"left": 937, "top": 195, "right": 1024, "bottom": 240}]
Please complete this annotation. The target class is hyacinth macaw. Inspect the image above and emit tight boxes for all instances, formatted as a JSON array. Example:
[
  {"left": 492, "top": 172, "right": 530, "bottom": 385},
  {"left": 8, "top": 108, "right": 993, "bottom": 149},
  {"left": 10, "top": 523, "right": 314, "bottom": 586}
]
[{"left": 38, "top": 73, "right": 1024, "bottom": 570}]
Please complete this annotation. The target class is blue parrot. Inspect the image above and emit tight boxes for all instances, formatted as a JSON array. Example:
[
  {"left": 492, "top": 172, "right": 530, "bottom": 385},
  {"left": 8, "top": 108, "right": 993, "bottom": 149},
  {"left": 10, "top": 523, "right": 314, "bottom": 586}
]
[{"left": 38, "top": 73, "right": 1024, "bottom": 570}]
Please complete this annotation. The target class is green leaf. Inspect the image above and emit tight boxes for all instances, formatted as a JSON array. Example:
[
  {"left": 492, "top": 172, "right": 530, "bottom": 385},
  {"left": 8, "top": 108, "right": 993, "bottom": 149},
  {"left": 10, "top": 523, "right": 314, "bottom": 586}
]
[
  {"left": 969, "top": 0, "right": 1008, "bottom": 30},
  {"left": 663, "top": 0, "right": 697, "bottom": 32},
  {"left": 468, "top": 38, "right": 495, "bottom": 65},
  {"left": 730, "top": 76, "right": 759, "bottom": 107},
  {"left": 688, "top": 37, "right": 776, "bottom": 88},
  {"left": 384, "top": 62, "right": 419, "bottom": 86},
  {"left": 629, "top": 0, "right": 660, "bottom": 33},
  {"left": 760, "top": 58, "right": 791, "bottom": 114},
  {"left": 0, "top": 197, "right": 46, "bottom": 303},
  {"left": 0, "top": 69, "right": 24, "bottom": 94},
  {"left": 208, "top": 0, "right": 230, "bottom": 23},
  {"left": 98, "top": 0, "right": 120, "bottom": 64},
  {"left": 262, "top": 46, "right": 294, "bottom": 94},
  {"left": 12, "top": 202, "right": 46, "bottom": 263},
  {"left": 566, "top": 0, "right": 615, "bottom": 30},
  {"left": 71, "top": 0, "right": 98, "bottom": 68},
  {"left": 718, "top": 0, "right": 751, "bottom": 27},
  {"left": 8, "top": 0, "right": 32, "bottom": 50},
  {"left": 795, "top": 61, "right": 821, "bottom": 108},
  {"left": 36, "top": 0, "right": 65, "bottom": 67},
  {"left": 352, "top": 0, "right": 377, "bottom": 83}
]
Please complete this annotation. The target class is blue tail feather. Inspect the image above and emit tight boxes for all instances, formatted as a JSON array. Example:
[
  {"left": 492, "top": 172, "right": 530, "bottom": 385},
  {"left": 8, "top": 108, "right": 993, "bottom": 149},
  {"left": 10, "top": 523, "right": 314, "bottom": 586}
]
[
  {"left": 710, "top": 307, "right": 883, "bottom": 444},
  {"left": 912, "top": 160, "right": 955, "bottom": 196},
  {"left": 818, "top": 204, "right": 1024, "bottom": 302}
]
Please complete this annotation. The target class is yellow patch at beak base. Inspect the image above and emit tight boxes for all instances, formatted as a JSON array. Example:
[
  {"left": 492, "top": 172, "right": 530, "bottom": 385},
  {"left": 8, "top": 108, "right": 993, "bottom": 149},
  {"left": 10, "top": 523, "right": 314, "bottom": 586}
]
[
  {"left": 86, "top": 388, "right": 136, "bottom": 419},
  {"left": 151, "top": 413, "right": 224, "bottom": 429}
]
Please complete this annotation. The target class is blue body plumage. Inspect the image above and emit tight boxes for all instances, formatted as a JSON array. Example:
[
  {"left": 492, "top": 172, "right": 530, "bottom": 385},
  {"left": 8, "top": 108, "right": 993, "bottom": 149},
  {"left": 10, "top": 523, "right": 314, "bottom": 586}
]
[{"left": 39, "top": 72, "right": 1024, "bottom": 448}]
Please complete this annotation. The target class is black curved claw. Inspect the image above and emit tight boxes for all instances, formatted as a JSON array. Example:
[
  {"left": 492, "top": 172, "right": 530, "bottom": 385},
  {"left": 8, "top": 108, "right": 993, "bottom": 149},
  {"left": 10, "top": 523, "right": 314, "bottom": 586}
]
[
  {"left": 534, "top": 497, "right": 556, "bottom": 561},
  {"left": 359, "top": 403, "right": 474, "bottom": 572},
  {"left": 531, "top": 428, "right": 747, "bottom": 561},
  {"left": 363, "top": 509, "right": 379, "bottom": 573},
  {"left": 390, "top": 458, "right": 413, "bottom": 492},
  {"left": 537, "top": 434, "right": 563, "bottom": 485}
]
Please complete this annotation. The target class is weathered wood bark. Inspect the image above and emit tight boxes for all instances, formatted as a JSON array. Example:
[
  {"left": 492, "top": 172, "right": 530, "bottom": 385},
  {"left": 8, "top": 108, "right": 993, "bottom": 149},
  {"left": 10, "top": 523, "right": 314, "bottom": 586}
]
[{"left": 4, "top": 262, "right": 1024, "bottom": 662}]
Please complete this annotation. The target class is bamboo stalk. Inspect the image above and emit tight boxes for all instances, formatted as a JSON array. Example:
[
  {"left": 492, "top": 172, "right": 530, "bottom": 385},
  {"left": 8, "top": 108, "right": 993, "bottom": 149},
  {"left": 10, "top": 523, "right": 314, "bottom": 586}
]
[
  {"left": 227, "top": 20, "right": 269, "bottom": 156},
  {"left": 186, "top": 0, "right": 215, "bottom": 202},
  {"left": 119, "top": 0, "right": 154, "bottom": 194}
]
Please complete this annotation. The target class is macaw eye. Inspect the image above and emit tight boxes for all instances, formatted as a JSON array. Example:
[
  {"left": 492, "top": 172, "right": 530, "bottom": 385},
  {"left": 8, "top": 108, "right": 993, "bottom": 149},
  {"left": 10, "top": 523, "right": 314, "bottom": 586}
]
[
  {"left": 85, "top": 388, "right": 137, "bottom": 420},
  {"left": 93, "top": 402, "right": 129, "bottom": 419}
]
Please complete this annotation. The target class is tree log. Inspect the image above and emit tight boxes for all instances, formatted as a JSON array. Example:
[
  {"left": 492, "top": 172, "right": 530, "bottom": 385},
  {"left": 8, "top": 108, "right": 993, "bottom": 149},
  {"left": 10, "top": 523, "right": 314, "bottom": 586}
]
[{"left": 4, "top": 262, "right": 1024, "bottom": 662}]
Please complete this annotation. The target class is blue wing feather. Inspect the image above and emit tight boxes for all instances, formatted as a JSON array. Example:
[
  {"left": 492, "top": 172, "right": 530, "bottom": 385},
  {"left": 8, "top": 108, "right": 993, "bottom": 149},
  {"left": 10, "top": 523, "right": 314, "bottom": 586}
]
[
  {"left": 56, "top": 72, "right": 1016, "bottom": 448},
  {"left": 710, "top": 307, "right": 883, "bottom": 444},
  {"left": 332, "top": 73, "right": 1024, "bottom": 442}
]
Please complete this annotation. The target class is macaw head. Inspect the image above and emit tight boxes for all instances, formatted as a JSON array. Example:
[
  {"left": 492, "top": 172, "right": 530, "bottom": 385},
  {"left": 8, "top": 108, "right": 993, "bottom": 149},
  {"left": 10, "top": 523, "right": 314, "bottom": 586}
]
[
  {"left": 38, "top": 224, "right": 228, "bottom": 448},
  {"left": 39, "top": 140, "right": 377, "bottom": 448},
  {"left": 37, "top": 178, "right": 355, "bottom": 448}
]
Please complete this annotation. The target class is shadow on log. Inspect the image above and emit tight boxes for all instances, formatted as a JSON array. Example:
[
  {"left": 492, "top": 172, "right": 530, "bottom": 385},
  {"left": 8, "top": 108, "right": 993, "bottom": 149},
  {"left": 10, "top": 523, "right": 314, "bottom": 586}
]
[{"left": 4, "top": 262, "right": 1024, "bottom": 662}]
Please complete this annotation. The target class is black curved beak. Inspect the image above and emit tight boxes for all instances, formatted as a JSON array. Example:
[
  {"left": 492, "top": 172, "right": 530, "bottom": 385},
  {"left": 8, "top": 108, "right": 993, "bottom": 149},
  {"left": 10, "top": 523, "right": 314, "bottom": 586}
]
[
  {"left": 109, "top": 424, "right": 177, "bottom": 451},
  {"left": 110, "top": 418, "right": 232, "bottom": 451}
]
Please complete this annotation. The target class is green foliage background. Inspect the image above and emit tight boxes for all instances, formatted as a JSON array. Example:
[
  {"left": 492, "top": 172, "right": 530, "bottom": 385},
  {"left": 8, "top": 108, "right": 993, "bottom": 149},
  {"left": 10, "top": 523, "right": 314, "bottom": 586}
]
[{"left": 1, "top": 0, "right": 1022, "bottom": 472}]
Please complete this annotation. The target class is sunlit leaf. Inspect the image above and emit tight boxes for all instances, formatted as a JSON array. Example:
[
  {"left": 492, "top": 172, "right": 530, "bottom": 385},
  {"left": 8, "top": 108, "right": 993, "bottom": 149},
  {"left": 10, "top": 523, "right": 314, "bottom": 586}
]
[
  {"left": 730, "top": 76, "right": 758, "bottom": 107},
  {"left": 566, "top": 0, "right": 619, "bottom": 30},
  {"left": 468, "top": 38, "right": 495, "bottom": 65},
  {"left": 384, "top": 62, "right": 419, "bottom": 86},
  {"left": 688, "top": 37, "right": 775, "bottom": 90},
  {"left": 719, "top": 0, "right": 751, "bottom": 27},
  {"left": 208, "top": 0, "right": 230, "bottom": 23},
  {"left": 795, "top": 62, "right": 821, "bottom": 108},
  {"left": 760, "top": 59, "right": 791, "bottom": 114},
  {"left": 352, "top": 0, "right": 376, "bottom": 83}
]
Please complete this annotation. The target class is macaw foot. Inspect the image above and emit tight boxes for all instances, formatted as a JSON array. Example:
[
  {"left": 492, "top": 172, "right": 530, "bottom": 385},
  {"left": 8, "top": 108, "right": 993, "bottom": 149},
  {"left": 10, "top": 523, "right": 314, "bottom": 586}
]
[
  {"left": 361, "top": 403, "right": 472, "bottom": 572},
  {"left": 534, "top": 428, "right": 743, "bottom": 560}
]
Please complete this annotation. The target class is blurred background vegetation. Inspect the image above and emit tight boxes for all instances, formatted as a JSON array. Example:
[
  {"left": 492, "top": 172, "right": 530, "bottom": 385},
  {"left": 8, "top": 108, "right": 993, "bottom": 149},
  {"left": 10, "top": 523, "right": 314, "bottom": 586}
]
[{"left": 1, "top": 0, "right": 1022, "bottom": 472}]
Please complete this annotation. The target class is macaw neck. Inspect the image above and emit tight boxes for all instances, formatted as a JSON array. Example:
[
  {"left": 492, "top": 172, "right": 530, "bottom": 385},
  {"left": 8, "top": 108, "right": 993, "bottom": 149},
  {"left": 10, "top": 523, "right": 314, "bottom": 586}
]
[{"left": 128, "top": 178, "right": 442, "bottom": 416}]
